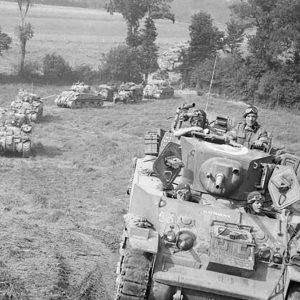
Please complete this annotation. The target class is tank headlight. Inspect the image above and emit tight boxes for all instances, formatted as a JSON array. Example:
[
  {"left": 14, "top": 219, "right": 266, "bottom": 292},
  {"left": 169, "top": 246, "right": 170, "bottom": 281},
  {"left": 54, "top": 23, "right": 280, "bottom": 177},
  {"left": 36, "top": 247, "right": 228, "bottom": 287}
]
[
  {"left": 258, "top": 247, "right": 272, "bottom": 262},
  {"left": 273, "top": 252, "right": 283, "bottom": 264},
  {"left": 164, "top": 230, "right": 176, "bottom": 243},
  {"left": 176, "top": 231, "right": 195, "bottom": 251}
]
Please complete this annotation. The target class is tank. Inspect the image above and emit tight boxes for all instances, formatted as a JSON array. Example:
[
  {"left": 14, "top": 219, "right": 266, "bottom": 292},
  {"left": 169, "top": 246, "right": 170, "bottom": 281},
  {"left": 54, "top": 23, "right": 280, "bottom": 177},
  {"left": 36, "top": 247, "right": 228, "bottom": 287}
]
[
  {"left": 143, "top": 82, "right": 174, "bottom": 99},
  {"left": 115, "top": 103, "right": 300, "bottom": 300},
  {"left": 98, "top": 84, "right": 117, "bottom": 102},
  {"left": 54, "top": 82, "right": 104, "bottom": 108},
  {"left": 113, "top": 82, "right": 144, "bottom": 104},
  {"left": 11, "top": 90, "right": 44, "bottom": 122},
  {"left": 0, "top": 111, "right": 32, "bottom": 157}
]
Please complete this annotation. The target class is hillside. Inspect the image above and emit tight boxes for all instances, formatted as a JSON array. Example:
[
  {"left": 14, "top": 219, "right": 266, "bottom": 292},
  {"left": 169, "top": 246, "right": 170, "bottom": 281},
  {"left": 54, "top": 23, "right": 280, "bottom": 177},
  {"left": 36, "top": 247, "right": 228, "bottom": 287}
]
[
  {"left": 0, "top": 1, "right": 189, "bottom": 74},
  {"left": 2, "top": 0, "right": 233, "bottom": 25}
]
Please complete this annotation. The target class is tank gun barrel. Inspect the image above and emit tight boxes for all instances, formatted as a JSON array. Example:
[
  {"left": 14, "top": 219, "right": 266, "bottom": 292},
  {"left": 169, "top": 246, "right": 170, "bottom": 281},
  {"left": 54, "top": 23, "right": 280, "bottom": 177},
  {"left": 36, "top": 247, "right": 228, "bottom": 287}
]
[{"left": 215, "top": 173, "right": 225, "bottom": 189}]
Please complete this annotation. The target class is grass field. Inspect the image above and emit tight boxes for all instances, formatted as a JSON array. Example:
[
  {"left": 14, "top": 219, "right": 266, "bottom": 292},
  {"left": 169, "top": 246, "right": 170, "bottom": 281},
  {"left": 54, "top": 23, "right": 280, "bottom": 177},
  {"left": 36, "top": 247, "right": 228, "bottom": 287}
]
[
  {"left": 0, "top": 83, "right": 299, "bottom": 299},
  {"left": 0, "top": 1, "right": 189, "bottom": 74},
  {"left": 0, "top": 2, "right": 300, "bottom": 299}
]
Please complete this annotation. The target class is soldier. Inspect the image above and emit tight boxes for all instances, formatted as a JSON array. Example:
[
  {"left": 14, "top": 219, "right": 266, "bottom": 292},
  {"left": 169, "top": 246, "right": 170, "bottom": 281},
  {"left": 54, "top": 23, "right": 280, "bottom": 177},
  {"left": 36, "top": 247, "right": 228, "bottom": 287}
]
[
  {"left": 226, "top": 105, "right": 269, "bottom": 149},
  {"left": 175, "top": 183, "right": 193, "bottom": 202},
  {"left": 246, "top": 191, "right": 264, "bottom": 214},
  {"left": 174, "top": 109, "right": 209, "bottom": 137}
]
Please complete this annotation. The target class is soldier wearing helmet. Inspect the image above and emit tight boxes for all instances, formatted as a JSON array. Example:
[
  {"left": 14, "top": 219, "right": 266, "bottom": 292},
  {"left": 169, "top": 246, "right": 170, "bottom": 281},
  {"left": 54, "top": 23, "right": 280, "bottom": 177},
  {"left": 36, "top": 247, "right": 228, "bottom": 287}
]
[
  {"left": 226, "top": 105, "right": 269, "bottom": 149},
  {"left": 175, "top": 183, "right": 193, "bottom": 202},
  {"left": 189, "top": 109, "right": 209, "bottom": 128},
  {"left": 174, "top": 109, "right": 209, "bottom": 137}
]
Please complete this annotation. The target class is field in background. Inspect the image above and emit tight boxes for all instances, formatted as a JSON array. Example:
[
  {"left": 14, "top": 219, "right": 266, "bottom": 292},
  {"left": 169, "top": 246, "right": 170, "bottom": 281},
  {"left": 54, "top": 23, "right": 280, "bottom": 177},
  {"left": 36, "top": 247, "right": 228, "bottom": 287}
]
[
  {"left": 0, "top": 84, "right": 299, "bottom": 299},
  {"left": 0, "top": 1, "right": 189, "bottom": 74}
]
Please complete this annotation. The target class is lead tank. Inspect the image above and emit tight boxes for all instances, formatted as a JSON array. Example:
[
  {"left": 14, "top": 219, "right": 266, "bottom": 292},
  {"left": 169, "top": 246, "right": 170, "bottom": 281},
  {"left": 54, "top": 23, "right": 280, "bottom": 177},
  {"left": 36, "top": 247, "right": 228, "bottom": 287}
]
[
  {"left": 55, "top": 82, "right": 104, "bottom": 108},
  {"left": 115, "top": 103, "right": 300, "bottom": 300}
]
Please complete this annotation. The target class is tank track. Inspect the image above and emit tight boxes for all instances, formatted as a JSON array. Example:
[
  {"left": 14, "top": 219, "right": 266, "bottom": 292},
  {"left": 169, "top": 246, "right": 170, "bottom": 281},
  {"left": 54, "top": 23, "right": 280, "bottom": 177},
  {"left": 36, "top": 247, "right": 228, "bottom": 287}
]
[{"left": 115, "top": 242, "right": 153, "bottom": 300}]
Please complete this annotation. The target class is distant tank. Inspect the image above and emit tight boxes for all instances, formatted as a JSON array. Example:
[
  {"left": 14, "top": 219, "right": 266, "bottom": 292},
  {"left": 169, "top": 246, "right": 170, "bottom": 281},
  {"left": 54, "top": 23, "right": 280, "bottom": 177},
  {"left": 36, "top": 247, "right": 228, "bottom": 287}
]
[
  {"left": 55, "top": 82, "right": 104, "bottom": 108},
  {"left": 143, "top": 82, "right": 174, "bottom": 99},
  {"left": 113, "top": 82, "right": 144, "bottom": 104},
  {"left": 98, "top": 84, "right": 117, "bottom": 102},
  {"left": 11, "top": 90, "right": 44, "bottom": 122},
  {"left": 0, "top": 112, "right": 32, "bottom": 158},
  {"left": 115, "top": 103, "right": 300, "bottom": 300}
]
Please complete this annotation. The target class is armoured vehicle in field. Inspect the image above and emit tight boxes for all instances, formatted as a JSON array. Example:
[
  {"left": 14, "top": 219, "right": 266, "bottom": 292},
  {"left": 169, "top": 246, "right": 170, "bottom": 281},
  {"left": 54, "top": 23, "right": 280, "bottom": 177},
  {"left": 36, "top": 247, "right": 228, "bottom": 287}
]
[
  {"left": 98, "top": 84, "right": 117, "bottom": 102},
  {"left": 55, "top": 82, "right": 104, "bottom": 108},
  {"left": 11, "top": 90, "right": 44, "bottom": 122},
  {"left": 115, "top": 103, "right": 300, "bottom": 300},
  {"left": 143, "top": 82, "right": 174, "bottom": 99},
  {"left": 0, "top": 112, "right": 32, "bottom": 157},
  {"left": 113, "top": 82, "right": 144, "bottom": 104}
]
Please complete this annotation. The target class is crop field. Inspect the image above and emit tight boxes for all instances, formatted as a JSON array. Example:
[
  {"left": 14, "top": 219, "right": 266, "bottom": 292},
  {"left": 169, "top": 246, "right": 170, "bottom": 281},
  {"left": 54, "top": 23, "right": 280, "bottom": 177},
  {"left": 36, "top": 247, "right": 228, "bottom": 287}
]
[
  {"left": 0, "top": 83, "right": 299, "bottom": 299},
  {"left": 0, "top": 1, "right": 189, "bottom": 74}
]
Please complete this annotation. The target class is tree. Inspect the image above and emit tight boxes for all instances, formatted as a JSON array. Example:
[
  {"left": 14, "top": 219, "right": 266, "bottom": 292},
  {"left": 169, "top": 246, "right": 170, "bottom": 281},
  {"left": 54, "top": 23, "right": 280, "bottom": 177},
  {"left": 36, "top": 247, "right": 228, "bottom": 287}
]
[
  {"left": 230, "top": 0, "right": 300, "bottom": 66},
  {"left": 187, "top": 12, "right": 224, "bottom": 64},
  {"left": 99, "top": 45, "right": 143, "bottom": 83},
  {"left": 224, "top": 18, "right": 245, "bottom": 56},
  {"left": 138, "top": 17, "right": 159, "bottom": 83},
  {"left": 0, "top": 27, "right": 12, "bottom": 56},
  {"left": 15, "top": 0, "right": 34, "bottom": 76},
  {"left": 106, "top": 0, "right": 174, "bottom": 47}
]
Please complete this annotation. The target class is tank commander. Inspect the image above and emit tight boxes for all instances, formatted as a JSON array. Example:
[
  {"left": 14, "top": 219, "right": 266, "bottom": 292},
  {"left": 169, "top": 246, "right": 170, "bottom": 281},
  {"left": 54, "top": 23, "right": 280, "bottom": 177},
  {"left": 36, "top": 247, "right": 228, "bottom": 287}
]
[
  {"left": 225, "top": 105, "right": 269, "bottom": 149},
  {"left": 174, "top": 109, "right": 210, "bottom": 137},
  {"left": 174, "top": 183, "right": 193, "bottom": 202}
]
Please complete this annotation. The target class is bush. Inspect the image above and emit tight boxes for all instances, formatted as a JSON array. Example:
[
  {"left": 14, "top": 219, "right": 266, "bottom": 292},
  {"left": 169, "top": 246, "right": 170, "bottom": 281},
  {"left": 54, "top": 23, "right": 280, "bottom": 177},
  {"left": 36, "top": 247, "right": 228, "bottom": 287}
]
[
  {"left": 99, "top": 45, "right": 143, "bottom": 83},
  {"left": 72, "top": 65, "right": 99, "bottom": 84},
  {"left": 42, "top": 53, "right": 72, "bottom": 81}
]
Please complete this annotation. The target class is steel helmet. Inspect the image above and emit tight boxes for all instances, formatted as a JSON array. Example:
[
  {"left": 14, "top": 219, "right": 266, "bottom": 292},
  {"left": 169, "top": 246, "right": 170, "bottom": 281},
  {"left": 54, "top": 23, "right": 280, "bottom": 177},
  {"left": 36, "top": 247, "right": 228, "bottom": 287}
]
[{"left": 243, "top": 106, "right": 258, "bottom": 118}]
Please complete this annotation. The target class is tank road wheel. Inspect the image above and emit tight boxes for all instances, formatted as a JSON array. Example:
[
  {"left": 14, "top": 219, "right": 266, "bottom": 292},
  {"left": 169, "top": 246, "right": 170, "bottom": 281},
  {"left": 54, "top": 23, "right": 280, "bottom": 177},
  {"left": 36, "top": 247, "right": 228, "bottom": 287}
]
[
  {"left": 22, "top": 141, "right": 31, "bottom": 158},
  {"left": 115, "top": 244, "right": 153, "bottom": 300},
  {"left": 287, "top": 285, "right": 300, "bottom": 300}
]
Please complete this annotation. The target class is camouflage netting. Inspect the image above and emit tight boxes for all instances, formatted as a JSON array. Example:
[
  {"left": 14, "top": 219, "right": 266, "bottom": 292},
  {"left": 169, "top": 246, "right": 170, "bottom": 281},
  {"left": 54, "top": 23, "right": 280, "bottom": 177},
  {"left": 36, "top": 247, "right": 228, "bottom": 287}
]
[
  {"left": 71, "top": 82, "right": 91, "bottom": 93},
  {"left": 11, "top": 90, "right": 44, "bottom": 123}
]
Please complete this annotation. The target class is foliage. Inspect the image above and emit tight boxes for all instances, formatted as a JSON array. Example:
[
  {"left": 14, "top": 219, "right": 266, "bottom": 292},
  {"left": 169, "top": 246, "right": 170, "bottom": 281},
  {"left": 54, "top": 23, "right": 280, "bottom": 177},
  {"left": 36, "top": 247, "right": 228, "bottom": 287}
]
[
  {"left": 224, "top": 18, "right": 245, "bottom": 56},
  {"left": 42, "top": 53, "right": 72, "bottom": 80},
  {"left": 0, "top": 27, "right": 12, "bottom": 56},
  {"left": 138, "top": 17, "right": 159, "bottom": 83},
  {"left": 181, "top": 12, "right": 224, "bottom": 85},
  {"left": 15, "top": 0, "right": 34, "bottom": 76},
  {"left": 99, "top": 45, "right": 143, "bottom": 83},
  {"left": 106, "top": 0, "right": 174, "bottom": 47}
]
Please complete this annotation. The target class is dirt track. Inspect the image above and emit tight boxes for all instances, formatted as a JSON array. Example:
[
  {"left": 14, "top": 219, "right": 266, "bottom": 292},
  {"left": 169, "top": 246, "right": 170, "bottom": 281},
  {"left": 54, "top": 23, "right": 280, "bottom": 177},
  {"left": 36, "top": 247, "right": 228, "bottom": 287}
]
[{"left": 0, "top": 88, "right": 299, "bottom": 299}]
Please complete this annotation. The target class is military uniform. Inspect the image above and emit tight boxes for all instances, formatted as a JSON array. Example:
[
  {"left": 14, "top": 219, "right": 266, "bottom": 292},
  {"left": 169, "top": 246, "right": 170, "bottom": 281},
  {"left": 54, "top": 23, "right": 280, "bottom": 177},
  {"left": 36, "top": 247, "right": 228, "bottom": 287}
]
[{"left": 227, "top": 122, "right": 268, "bottom": 149}]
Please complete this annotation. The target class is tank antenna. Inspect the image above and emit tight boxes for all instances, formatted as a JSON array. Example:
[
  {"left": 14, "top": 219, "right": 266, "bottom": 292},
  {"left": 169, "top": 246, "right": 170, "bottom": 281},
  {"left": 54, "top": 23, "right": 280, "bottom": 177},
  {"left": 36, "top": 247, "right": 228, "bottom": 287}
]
[{"left": 204, "top": 54, "right": 218, "bottom": 113}]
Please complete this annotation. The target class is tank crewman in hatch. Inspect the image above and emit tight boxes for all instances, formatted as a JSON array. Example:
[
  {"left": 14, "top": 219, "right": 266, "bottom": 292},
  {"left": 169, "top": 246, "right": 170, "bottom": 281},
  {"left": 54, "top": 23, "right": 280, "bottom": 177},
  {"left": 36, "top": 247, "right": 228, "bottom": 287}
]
[
  {"left": 174, "top": 183, "right": 193, "bottom": 202},
  {"left": 225, "top": 105, "right": 269, "bottom": 149},
  {"left": 174, "top": 109, "right": 210, "bottom": 138}
]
